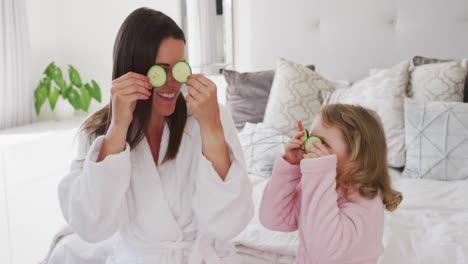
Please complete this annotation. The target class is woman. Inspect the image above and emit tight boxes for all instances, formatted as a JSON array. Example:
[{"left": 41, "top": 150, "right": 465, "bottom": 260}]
[{"left": 58, "top": 7, "right": 253, "bottom": 264}]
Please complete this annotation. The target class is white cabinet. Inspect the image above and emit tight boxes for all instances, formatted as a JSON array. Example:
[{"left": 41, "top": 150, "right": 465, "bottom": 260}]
[
  {"left": 0, "top": 155, "right": 12, "bottom": 264},
  {"left": 0, "top": 119, "right": 82, "bottom": 264}
]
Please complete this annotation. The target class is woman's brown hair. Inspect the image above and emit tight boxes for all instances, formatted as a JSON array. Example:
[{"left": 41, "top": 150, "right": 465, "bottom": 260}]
[
  {"left": 80, "top": 8, "right": 187, "bottom": 163},
  {"left": 320, "top": 104, "right": 402, "bottom": 211}
]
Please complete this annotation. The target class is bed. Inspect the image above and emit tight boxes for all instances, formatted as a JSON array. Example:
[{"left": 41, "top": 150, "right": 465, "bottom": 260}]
[
  {"left": 41, "top": 137, "right": 468, "bottom": 264},
  {"left": 43, "top": 70, "right": 468, "bottom": 264},
  {"left": 22, "top": 0, "right": 468, "bottom": 263},
  {"left": 232, "top": 171, "right": 468, "bottom": 264}
]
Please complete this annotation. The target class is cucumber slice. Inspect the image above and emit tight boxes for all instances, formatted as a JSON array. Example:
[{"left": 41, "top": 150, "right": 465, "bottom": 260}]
[
  {"left": 147, "top": 65, "right": 167, "bottom": 88},
  {"left": 304, "top": 136, "right": 323, "bottom": 152},
  {"left": 300, "top": 129, "right": 309, "bottom": 150},
  {"left": 172, "top": 61, "right": 191, "bottom": 83}
]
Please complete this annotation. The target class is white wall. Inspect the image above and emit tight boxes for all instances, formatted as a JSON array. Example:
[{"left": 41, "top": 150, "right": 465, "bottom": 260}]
[
  {"left": 232, "top": 0, "right": 468, "bottom": 81},
  {"left": 232, "top": 0, "right": 324, "bottom": 73},
  {"left": 27, "top": 0, "right": 181, "bottom": 113},
  {"left": 9, "top": 2, "right": 181, "bottom": 264}
]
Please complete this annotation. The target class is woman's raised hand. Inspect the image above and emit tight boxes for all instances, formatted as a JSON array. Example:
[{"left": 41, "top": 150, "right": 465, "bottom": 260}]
[
  {"left": 185, "top": 74, "right": 220, "bottom": 129},
  {"left": 110, "top": 72, "right": 153, "bottom": 129}
]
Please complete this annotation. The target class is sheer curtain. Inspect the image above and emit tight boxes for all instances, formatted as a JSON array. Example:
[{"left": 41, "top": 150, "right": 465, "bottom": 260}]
[
  {"left": 184, "top": 0, "right": 233, "bottom": 75},
  {"left": 186, "top": 0, "right": 218, "bottom": 73},
  {"left": 0, "top": 0, "right": 33, "bottom": 130}
]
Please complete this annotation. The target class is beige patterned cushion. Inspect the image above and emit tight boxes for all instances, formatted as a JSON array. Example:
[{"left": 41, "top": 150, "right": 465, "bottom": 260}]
[
  {"left": 410, "top": 60, "right": 468, "bottom": 102},
  {"left": 263, "top": 58, "right": 335, "bottom": 137},
  {"left": 324, "top": 61, "right": 410, "bottom": 168}
]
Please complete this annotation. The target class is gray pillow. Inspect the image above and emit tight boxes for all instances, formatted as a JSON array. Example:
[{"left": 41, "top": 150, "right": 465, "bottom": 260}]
[
  {"left": 413, "top": 56, "right": 468, "bottom": 103},
  {"left": 403, "top": 99, "right": 468, "bottom": 180},
  {"left": 224, "top": 65, "right": 315, "bottom": 130}
]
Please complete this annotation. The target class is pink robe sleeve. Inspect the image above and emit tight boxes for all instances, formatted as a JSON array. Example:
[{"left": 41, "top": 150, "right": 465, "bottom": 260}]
[
  {"left": 300, "top": 155, "right": 372, "bottom": 260},
  {"left": 259, "top": 156, "right": 302, "bottom": 232}
]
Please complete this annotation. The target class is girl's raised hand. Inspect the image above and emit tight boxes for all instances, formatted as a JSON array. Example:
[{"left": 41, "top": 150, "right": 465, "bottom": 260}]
[
  {"left": 283, "top": 120, "right": 306, "bottom": 165},
  {"left": 303, "top": 141, "right": 331, "bottom": 159}
]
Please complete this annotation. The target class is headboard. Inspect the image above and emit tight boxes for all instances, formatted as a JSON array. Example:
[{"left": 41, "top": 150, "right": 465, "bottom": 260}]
[{"left": 233, "top": 0, "right": 468, "bottom": 81}]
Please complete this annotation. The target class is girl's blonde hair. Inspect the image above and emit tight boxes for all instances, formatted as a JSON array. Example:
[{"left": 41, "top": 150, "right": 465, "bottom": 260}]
[{"left": 320, "top": 104, "right": 402, "bottom": 211}]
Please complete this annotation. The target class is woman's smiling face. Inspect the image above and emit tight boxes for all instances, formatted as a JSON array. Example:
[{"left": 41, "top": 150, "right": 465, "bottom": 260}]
[{"left": 151, "top": 37, "right": 186, "bottom": 117}]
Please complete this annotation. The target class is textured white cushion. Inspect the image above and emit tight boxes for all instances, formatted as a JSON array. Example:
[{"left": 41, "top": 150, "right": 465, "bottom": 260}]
[
  {"left": 263, "top": 58, "right": 336, "bottom": 137},
  {"left": 324, "top": 61, "right": 410, "bottom": 168},
  {"left": 409, "top": 60, "right": 468, "bottom": 102},
  {"left": 238, "top": 123, "right": 289, "bottom": 178},
  {"left": 403, "top": 99, "right": 468, "bottom": 180}
]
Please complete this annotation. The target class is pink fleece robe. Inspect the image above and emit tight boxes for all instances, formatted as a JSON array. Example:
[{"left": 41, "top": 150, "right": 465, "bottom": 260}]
[{"left": 259, "top": 155, "right": 384, "bottom": 264}]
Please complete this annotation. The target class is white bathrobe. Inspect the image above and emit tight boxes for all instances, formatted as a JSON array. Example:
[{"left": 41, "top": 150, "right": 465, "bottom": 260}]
[{"left": 58, "top": 105, "right": 254, "bottom": 264}]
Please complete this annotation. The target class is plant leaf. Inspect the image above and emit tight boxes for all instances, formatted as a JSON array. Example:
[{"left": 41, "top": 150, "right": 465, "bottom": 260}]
[
  {"left": 48, "top": 87, "right": 60, "bottom": 110},
  {"left": 44, "top": 62, "right": 67, "bottom": 91},
  {"left": 44, "top": 62, "right": 56, "bottom": 77},
  {"left": 35, "top": 98, "right": 43, "bottom": 115},
  {"left": 67, "top": 89, "right": 81, "bottom": 110},
  {"left": 61, "top": 84, "right": 72, "bottom": 99},
  {"left": 54, "top": 79, "right": 67, "bottom": 91},
  {"left": 34, "top": 83, "right": 48, "bottom": 115},
  {"left": 53, "top": 70, "right": 67, "bottom": 91},
  {"left": 79, "top": 86, "right": 91, "bottom": 112},
  {"left": 43, "top": 76, "right": 52, "bottom": 88},
  {"left": 84, "top": 83, "right": 92, "bottom": 92},
  {"left": 90, "top": 80, "right": 102, "bottom": 102},
  {"left": 68, "top": 65, "right": 83, "bottom": 87},
  {"left": 42, "top": 78, "right": 51, "bottom": 95}
]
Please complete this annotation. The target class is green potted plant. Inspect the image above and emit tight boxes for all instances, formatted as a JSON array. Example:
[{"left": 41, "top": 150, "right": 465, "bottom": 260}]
[{"left": 34, "top": 62, "right": 102, "bottom": 120}]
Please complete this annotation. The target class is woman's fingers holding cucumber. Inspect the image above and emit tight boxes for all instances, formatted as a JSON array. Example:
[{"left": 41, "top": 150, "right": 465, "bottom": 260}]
[
  {"left": 113, "top": 77, "right": 152, "bottom": 92},
  {"left": 186, "top": 85, "right": 203, "bottom": 101},
  {"left": 186, "top": 75, "right": 215, "bottom": 96},
  {"left": 112, "top": 71, "right": 150, "bottom": 85},
  {"left": 110, "top": 90, "right": 150, "bottom": 129},
  {"left": 115, "top": 85, "right": 152, "bottom": 97},
  {"left": 126, "top": 93, "right": 151, "bottom": 102},
  {"left": 110, "top": 72, "right": 153, "bottom": 129},
  {"left": 111, "top": 72, "right": 153, "bottom": 97},
  {"left": 112, "top": 73, "right": 152, "bottom": 93},
  {"left": 189, "top": 74, "right": 216, "bottom": 92},
  {"left": 185, "top": 74, "right": 220, "bottom": 126}
]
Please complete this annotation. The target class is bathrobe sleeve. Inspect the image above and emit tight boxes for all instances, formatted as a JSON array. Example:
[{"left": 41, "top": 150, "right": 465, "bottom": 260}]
[
  {"left": 191, "top": 105, "right": 254, "bottom": 240},
  {"left": 299, "top": 155, "right": 383, "bottom": 261},
  {"left": 58, "top": 132, "right": 132, "bottom": 242},
  {"left": 258, "top": 156, "right": 302, "bottom": 232}
]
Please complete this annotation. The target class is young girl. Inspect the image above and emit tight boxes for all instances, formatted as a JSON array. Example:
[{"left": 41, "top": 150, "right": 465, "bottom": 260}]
[{"left": 259, "top": 104, "right": 402, "bottom": 264}]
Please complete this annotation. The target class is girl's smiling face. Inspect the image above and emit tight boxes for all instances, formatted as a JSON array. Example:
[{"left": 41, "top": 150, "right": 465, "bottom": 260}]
[{"left": 309, "top": 114, "right": 350, "bottom": 170}]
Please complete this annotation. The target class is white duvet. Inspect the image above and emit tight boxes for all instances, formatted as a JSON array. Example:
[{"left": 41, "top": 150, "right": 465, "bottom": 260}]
[
  {"left": 44, "top": 168, "right": 468, "bottom": 264},
  {"left": 232, "top": 169, "right": 468, "bottom": 264}
]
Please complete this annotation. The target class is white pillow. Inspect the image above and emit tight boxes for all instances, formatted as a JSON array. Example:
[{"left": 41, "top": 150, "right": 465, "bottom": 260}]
[
  {"left": 238, "top": 123, "right": 289, "bottom": 178},
  {"left": 409, "top": 60, "right": 467, "bottom": 102},
  {"left": 263, "top": 58, "right": 336, "bottom": 137},
  {"left": 403, "top": 99, "right": 468, "bottom": 180},
  {"left": 324, "top": 61, "right": 410, "bottom": 168}
]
